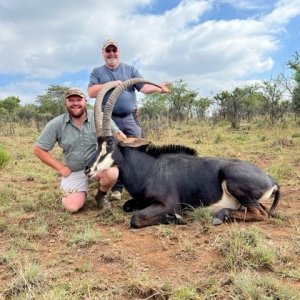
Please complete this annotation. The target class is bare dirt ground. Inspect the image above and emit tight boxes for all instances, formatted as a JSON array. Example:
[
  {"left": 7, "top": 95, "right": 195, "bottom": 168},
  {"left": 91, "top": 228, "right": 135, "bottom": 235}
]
[
  {"left": 67, "top": 186, "right": 300, "bottom": 284},
  {"left": 1, "top": 184, "right": 299, "bottom": 299}
]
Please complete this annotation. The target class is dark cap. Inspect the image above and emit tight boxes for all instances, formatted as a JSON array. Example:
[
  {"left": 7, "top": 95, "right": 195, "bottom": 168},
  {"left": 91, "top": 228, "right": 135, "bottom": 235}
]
[{"left": 65, "top": 88, "right": 85, "bottom": 99}]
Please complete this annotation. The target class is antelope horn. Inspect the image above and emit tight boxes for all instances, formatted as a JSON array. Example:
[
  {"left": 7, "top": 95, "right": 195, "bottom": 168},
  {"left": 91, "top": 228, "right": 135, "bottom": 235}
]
[
  {"left": 94, "top": 82, "right": 119, "bottom": 137},
  {"left": 102, "top": 78, "right": 162, "bottom": 137}
]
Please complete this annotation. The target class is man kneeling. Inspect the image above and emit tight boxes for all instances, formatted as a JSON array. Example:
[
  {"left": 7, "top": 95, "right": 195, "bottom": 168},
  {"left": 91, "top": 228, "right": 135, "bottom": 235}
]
[{"left": 33, "top": 87, "right": 125, "bottom": 212}]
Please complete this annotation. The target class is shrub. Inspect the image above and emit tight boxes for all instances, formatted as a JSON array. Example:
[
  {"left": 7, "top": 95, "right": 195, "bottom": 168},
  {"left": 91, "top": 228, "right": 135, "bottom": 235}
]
[{"left": 0, "top": 145, "right": 10, "bottom": 169}]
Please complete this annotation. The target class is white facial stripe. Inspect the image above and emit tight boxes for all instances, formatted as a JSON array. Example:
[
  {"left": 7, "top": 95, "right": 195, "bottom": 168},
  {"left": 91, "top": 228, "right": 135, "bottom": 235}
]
[
  {"left": 97, "top": 142, "right": 107, "bottom": 159},
  {"left": 96, "top": 153, "right": 114, "bottom": 171},
  {"left": 89, "top": 141, "right": 115, "bottom": 178}
]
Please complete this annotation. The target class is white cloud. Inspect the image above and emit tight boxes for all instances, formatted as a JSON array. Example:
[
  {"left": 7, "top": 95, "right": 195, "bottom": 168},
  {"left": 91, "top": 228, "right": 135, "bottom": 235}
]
[
  {"left": 0, "top": 80, "right": 47, "bottom": 104},
  {"left": 0, "top": 0, "right": 299, "bottom": 104},
  {"left": 220, "top": 0, "right": 268, "bottom": 10},
  {"left": 263, "top": 0, "right": 300, "bottom": 28}
]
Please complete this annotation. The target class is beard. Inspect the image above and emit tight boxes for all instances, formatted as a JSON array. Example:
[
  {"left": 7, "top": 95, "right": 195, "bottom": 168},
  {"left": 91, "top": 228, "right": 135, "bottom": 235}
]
[
  {"left": 106, "top": 57, "right": 119, "bottom": 68},
  {"left": 68, "top": 107, "right": 86, "bottom": 119}
]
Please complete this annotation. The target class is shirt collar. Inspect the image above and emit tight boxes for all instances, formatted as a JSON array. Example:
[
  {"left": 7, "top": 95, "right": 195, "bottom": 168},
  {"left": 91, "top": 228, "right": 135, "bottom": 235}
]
[{"left": 64, "top": 113, "right": 71, "bottom": 123}]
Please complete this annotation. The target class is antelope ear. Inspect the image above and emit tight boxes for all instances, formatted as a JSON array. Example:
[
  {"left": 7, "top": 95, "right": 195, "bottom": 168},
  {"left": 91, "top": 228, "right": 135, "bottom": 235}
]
[{"left": 119, "top": 137, "right": 151, "bottom": 148}]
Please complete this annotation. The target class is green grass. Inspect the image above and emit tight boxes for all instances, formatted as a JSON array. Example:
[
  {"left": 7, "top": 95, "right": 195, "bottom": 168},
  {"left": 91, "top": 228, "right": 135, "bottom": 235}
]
[
  {"left": 231, "top": 270, "right": 299, "bottom": 300},
  {"left": 171, "top": 286, "right": 203, "bottom": 300},
  {"left": 3, "top": 261, "right": 48, "bottom": 299},
  {"left": 0, "top": 121, "right": 299, "bottom": 299},
  {"left": 154, "top": 225, "right": 178, "bottom": 240},
  {"left": 192, "top": 206, "right": 214, "bottom": 234},
  {"left": 267, "top": 160, "right": 294, "bottom": 182},
  {"left": 68, "top": 223, "right": 106, "bottom": 247},
  {"left": 123, "top": 272, "right": 171, "bottom": 300},
  {"left": 217, "top": 226, "right": 278, "bottom": 270}
]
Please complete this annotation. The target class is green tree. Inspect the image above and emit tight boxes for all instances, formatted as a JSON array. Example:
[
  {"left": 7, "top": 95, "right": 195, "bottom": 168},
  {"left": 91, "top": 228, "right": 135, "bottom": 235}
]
[
  {"left": 1, "top": 96, "right": 20, "bottom": 112},
  {"left": 213, "top": 90, "right": 230, "bottom": 121},
  {"left": 260, "top": 79, "right": 283, "bottom": 124},
  {"left": 0, "top": 96, "right": 21, "bottom": 122},
  {"left": 214, "top": 88, "right": 243, "bottom": 129},
  {"left": 194, "top": 97, "right": 211, "bottom": 121},
  {"left": 241, "top": 89, "right": 265, "bottom": 121},
  {"left": 140, "top": 80, "right": 202, "bottom": 123},
  {"left": 168, "top": 80, "right": 199, "bottom": 122},
  {"left": 292, "top": 86, "right": 300, "bottom": 119},
  {"left": 140, "top": 93, "right": 168, "bottom": 119},
  {"left": 287, "top": 52, "right": 300, "bottom": 120},
  {"left": 36, "top": 85, "right": 69, "bottom": 117},
  {"left": 18, "top": 104, "right": 40, "bottom": 123},
  {"left": 214, "top": 86, "right": 265, "bottom": 128}
]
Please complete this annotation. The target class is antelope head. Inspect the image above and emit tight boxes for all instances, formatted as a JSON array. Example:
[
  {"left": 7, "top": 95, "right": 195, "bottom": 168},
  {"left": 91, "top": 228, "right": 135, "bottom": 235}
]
[{"left": 85, "top": 78, "right": 160, "bottom": 179}]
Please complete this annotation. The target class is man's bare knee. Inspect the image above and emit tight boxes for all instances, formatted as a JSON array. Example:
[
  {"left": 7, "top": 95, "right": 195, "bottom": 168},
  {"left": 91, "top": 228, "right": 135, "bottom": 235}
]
[{"left": 62, "top": 192, "right": 86, "bottom": 212}]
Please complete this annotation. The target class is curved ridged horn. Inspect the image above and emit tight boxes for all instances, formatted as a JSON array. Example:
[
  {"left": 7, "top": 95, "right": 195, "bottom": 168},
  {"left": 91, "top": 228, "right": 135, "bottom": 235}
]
[
  {"left": 94, "top": 82, "right": 119, "bottom": 137},
  {"left": 102, "top": 78, "right": 162, "bottom": 137}
]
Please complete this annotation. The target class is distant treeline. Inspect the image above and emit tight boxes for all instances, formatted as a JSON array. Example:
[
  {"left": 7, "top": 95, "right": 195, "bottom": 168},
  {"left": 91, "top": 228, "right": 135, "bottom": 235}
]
[{"left": 1, "top": 52, "right": 300, "bottom": 133}]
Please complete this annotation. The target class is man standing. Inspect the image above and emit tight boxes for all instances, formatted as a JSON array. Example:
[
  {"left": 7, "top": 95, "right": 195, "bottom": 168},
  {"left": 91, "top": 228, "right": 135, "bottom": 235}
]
[
  {"left": 88, "top": 39, "right": 171, "bottom": 200},
  {"left": 34, "top": 88, "right": 124, "bottom": 212}
]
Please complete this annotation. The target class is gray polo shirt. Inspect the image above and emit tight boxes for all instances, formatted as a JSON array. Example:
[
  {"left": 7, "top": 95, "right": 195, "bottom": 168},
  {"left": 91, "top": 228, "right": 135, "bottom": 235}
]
[
  {"left": 36, "top": 109, "right": 118, "bottom": 172},
  {"left": 88, "top": 62, "right": 144, "bottom": 115}
]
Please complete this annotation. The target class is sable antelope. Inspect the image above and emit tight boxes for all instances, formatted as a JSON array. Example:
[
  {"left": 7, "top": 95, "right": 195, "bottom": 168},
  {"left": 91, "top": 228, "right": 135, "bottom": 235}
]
[{"left": 85, "top": 79, "right": 280, "bottom": 228}]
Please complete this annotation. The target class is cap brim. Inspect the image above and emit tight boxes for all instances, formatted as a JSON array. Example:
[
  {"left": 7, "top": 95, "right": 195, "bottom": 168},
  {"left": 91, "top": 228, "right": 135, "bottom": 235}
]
[
  {"left": 66, "top": 93, "right": 84, "bottom": 98},
  {"left": 103, "top": 43, "right": 118, "bottom": 50}
]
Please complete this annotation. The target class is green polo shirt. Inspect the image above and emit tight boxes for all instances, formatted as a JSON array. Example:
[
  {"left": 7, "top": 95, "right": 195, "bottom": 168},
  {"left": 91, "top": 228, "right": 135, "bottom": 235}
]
[{"left": 36, "top": 109, "right": 119, "bottom": 172}]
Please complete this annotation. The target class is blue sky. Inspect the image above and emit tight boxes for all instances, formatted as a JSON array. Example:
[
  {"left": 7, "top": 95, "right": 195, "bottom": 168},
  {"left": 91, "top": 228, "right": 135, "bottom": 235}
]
[{"left": 0, "top": 0, "right": 299, "bottom": 105}]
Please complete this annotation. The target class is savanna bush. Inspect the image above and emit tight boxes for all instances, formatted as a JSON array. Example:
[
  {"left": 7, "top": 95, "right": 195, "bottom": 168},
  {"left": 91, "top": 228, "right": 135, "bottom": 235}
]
[{"left": 0, "top": 145, "right": 10, "bottom": 169}]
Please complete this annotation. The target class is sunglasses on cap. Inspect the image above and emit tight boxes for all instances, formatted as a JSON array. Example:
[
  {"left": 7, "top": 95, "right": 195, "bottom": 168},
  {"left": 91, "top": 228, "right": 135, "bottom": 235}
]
[{"left": 105, "top": 48, "right": 118, "bottom": 53}]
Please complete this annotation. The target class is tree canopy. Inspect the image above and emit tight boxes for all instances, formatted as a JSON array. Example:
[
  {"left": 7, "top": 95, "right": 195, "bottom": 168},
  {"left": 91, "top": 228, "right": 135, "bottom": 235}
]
[{"left": 1, "top": 52, "right": 300, "bottom": 130}]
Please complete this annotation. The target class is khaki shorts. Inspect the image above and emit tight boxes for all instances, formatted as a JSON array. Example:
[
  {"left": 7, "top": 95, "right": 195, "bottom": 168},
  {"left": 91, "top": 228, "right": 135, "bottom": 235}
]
[{"left": 60, "top": 170, "right": 90, "bottom": 195}]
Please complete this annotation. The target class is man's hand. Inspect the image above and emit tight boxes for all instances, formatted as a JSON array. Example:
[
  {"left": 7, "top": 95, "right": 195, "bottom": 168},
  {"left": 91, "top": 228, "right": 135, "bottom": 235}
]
[
  {"left": 58, "top": 165, "right": 72, "bottom": 177},
  {"left": 160, "top": 82, "right": 171, "bottom": 94}
]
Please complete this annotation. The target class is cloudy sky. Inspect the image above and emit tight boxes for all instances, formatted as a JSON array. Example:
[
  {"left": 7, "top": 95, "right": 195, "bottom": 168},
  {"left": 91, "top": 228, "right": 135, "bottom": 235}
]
[{"left": 0, "top": 0, "right": 300, "bottom": 105}]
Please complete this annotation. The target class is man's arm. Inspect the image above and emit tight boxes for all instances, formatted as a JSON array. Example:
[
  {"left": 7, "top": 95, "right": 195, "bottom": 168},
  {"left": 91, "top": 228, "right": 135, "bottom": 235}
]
[
  {"left": 88, "top": 80, "right": 122, "bottom": 98},
  {"left": 33, "top": 145, "right": 71, "bottom": 177},
  {"left": 88, "top": 84, "right": 103, "bottom": 98},
  {"left": 140, "top": 82, "right": 171, "bottom": 94}
]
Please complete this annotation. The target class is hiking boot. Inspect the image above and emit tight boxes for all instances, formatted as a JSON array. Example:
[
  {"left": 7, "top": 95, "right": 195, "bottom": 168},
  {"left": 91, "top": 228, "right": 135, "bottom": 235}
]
[
  {"left": 95, "top": 190, "right": 111, "bottom": 209},
  {"left": 110, "top": 190, "right": 122, "bottom": 201}
]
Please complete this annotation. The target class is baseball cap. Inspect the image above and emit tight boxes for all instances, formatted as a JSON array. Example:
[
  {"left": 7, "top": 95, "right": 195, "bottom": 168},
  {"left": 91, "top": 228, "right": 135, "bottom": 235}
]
[
  {"left": 102, "top": 39, "right": 119, "bottom": 50},
  {"left": 65, "top": 88, "right": 85, "bottom": 99}
]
